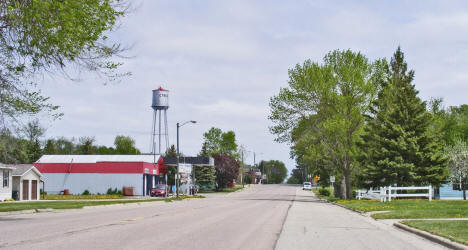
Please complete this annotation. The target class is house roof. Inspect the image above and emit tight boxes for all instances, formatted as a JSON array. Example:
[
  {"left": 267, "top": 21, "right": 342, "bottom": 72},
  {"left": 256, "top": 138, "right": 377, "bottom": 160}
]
[
  {"left": 11, "top": 164, "right": 42, "bottom": 177},
  {"left": 35, "top": 155, "right": 162, "bottom": 164},
  {"left": 0, "top": 163, "right": 15, "bottom": 170}
]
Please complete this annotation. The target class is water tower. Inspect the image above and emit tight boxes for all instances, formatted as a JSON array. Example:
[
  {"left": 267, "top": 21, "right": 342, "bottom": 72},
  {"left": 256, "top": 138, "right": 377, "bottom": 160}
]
[{"left": 151, "top": 87, "right": 169, "bottom": 155}]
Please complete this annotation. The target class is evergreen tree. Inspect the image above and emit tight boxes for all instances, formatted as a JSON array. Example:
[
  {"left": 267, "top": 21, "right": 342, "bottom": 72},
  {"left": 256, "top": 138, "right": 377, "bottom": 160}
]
[
  {"left": 165, "top": 145, "right": 178, "bottom": 157},
  {"left": 194, "top": 165, "right": 216, "bottom": 190},
  {"left": 26, "top": 139, "right": 42, "bottom": 163},
  {"left": 359, "top": 47, "right": 448, "bottom": 187}
]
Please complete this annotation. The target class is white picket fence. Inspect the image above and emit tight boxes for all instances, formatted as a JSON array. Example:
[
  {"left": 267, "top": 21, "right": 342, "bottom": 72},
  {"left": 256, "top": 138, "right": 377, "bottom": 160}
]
[
  {"left": 356, "top": 185, "right": 433, "bottom": 202},
  {"left": 355, "top": 188, "right": 381, "bottom": 200}
]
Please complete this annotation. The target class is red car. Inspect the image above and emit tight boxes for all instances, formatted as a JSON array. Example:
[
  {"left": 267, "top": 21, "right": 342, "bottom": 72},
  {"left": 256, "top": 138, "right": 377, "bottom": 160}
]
[{"left": 151, "top": 184, "right": 167, "bottom": 197}]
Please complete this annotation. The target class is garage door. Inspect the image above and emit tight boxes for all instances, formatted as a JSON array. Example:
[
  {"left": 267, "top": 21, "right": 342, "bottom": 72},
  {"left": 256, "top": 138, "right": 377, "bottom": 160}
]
[
  {"left": 32, "top": 180, "right": 37, "bottom": 200},
  {"left": 22, "top": 180, "right": 29, "bottom": 200}
]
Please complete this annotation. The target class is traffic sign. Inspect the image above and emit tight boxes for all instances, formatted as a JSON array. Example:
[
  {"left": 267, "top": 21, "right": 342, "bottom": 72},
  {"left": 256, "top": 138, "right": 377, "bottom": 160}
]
[
  {"left": 314, "top": 175, "right": 320, "bottom": 182},
  {"left": 330, "top": 176, "right": 335, "bottom": 183}
]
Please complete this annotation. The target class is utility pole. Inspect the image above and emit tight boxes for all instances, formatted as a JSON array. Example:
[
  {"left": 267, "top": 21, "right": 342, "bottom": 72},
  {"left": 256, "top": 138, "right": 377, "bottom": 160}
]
[
  {"left": 253, "top": 152, "right": 256, "bottom": 166},
  {"left": 176, "top": 122, "right": 180, "bottom": 198},
  {"left": 176, "top": 120, "right": 196, "bottom": 198},
  {"left": 241, "top": 151, "right": 244, "bottom": 187}
]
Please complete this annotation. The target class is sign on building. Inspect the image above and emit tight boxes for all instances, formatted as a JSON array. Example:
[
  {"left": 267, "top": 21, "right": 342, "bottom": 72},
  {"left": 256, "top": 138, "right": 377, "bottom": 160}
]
[{"left": 178, "top": 163, "right": 192, "bottom": 174}]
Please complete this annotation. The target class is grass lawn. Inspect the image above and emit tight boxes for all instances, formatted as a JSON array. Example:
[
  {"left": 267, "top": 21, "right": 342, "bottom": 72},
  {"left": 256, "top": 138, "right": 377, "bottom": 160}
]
[
  {"left": 402, "top": 220, "right": 468, "bottom": 245},
  {"left": 336, "top": 199, "right": 468, "bottom": 219},
  {"left": 44, "top": 194, "right": 123, "bottom": 200},
  {"left": 312, "top": 187, "right": 340, "bottom": 202},
  {"left": 0, "top": 195, "right": 204, "bottom": 212}
]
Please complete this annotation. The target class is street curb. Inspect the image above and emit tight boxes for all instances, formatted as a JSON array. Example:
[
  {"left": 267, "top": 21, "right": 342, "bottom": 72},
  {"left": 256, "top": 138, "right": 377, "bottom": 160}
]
[
  {"left": 0, "top": 209, "right": 36, "bottom": 216},
  {"left": 329, "top": 201, "right": 366, "bottom": 215},
  {"left": 393, "top": 222, "right": 468, "bottom": 250},
  {"left": 311, "top": 192, "right": 367, "bottom": 216}
]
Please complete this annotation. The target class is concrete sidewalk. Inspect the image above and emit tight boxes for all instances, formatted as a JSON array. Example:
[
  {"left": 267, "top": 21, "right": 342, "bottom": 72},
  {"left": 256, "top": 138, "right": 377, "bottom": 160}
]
[{"left": 275, "top": 188, "right": 447, "bottom": 250}]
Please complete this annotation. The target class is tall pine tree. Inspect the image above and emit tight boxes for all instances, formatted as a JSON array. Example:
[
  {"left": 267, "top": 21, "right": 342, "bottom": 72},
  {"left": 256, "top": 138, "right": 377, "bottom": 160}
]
[{"left": 359, "top": 47, "right": 448, "bottom": 187}]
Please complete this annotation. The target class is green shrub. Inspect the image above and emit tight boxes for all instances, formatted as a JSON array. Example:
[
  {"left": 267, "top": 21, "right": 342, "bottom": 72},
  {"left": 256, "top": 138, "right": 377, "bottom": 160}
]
[
  {"left": 318, "top": 187, "right": 331, "bottom": 196},
  {"left": 106, "top": 188, "right": 121, "bottom": 195},
  {"left": 82, "top": 190, "right": 90, "bottom": 195}
]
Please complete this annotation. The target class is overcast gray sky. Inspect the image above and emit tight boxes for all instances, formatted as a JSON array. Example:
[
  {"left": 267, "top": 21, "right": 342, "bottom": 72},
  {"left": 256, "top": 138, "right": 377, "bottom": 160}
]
[{"left": 40, "top": 1, "right": 468, "bottom": 174}]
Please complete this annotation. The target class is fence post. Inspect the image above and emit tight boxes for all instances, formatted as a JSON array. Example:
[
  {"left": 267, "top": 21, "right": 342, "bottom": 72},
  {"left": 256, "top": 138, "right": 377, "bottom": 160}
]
[
  {"left": 388, "top": 186, "right": 392, "bottom": 202},
  {"left": 429, "top": 185, "right": 432, "bottom": 201},
  {"left": 380, "top": 187, "right": 385, "bottom": 202}
]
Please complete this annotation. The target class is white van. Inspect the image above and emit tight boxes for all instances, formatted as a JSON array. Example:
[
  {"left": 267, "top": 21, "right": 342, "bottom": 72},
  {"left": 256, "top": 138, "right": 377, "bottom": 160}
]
[{"left": 303, "top": 182, "right": 312, "bottom": 190}]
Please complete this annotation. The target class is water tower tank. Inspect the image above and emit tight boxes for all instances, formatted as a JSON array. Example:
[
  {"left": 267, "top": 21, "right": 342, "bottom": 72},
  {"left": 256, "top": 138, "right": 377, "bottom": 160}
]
[{"left": 152, "top": 87, "right": 169, "bottom": 110}]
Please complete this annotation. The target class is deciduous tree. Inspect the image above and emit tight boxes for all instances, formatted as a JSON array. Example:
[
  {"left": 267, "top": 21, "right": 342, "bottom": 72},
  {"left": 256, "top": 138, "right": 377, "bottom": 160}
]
[
  {"left": 259, "top": 160, "right": 287, "bottom": 184},
  {"left": 213, "top": 153, "right": 240, "bottom": 189},
  {"left": 200, "top": 127, "right": 238, "bottom": 158},
  {"left": 114, "top": 135, "right": 140, "bottom": 154},
  {"left": 445, "top": 139, "right": 468, "bottom": 200},
  {"left": 269, "top": 49, "right": 386, "bottom": 199},
  {"left": 0, "top": 0, "right": 129, "bottom": 128}
]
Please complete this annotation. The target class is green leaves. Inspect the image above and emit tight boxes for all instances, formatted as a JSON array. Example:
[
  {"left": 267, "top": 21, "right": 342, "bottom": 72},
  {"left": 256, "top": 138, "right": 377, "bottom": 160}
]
[
  {"left": 269, "top": 49, "right": 386, "bottom": 198},
  {"left": 200, "top": 127, "right": 238, "bottom": 158},
  {"left": 0, "top": 0, "right": 128, "bottom": 128}
]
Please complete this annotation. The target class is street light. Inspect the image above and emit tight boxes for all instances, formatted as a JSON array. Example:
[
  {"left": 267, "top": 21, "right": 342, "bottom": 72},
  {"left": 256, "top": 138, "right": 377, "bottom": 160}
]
[{"left": 176, "top": 120, "right": 196, "bottom": 198}]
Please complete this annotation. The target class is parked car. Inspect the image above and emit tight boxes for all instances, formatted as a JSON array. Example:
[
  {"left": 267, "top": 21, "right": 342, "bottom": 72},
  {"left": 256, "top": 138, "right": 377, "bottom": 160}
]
[
  {"left": 303, "top": 182, "right": 312, "bottom": 190},
  {"left": 151, "top": 184, "right": 167, "bottom": 197}
]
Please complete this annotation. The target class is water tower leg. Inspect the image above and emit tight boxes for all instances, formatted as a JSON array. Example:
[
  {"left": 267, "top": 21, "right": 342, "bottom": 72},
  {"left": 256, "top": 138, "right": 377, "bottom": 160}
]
[
  {"left": 164, "top": 109, "right": 169, "bottom": 150},
  {"left": 158, "top": 110, "right": 162, "bottom": 155},
  {"left": 152, "top": 110, "right": 157, "bottom": 154}
]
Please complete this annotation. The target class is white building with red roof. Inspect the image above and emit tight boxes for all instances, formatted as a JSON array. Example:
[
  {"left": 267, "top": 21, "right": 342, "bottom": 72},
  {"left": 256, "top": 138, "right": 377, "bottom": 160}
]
[{"left": 34, "top": 155, "right": 166, "bottom": 196}]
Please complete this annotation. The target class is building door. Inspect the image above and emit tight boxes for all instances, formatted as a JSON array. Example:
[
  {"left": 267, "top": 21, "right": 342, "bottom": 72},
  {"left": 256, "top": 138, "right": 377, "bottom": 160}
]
[
  {"left": 22, "top": 180, "right": 29, "bottom": 200},
  {"left": 32, "top": 180, "right": 38, "bottom": 200},
  {"left": 146, "top": 175, "right": 153, "bottom": 196}
]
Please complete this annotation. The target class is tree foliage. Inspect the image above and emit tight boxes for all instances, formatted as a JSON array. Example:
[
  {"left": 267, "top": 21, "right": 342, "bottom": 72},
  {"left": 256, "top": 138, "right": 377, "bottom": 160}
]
[
  {"left": 200, "top": 127, "right": 238, "bottom": 158},
  {"left": 213, "top": 153, "right": 240, "bottom": 189},
  {"left": 259, "top": 160, "right": 288, "bottom": 184},
  {"left": 429, "top": 102, "right": 468, "bottom": 146},
  {"left": 445, "top": 139, "right": 468, "bottom": 200},
  {"left": 0, "top": 133, "right": 142, "bottom": 163},
  {"left": 269, "top": 49, "right": 386, "bottom": 198},
  {"left": 114, "top": 135, "right": 140, "bottom": 154},
  {"left": 194, "top": 165, "right": 216, "bottom": 190},
  {"left": 0, "top": 0, "right": 129, "bottom": 128},
  {"left": 359, "top": 48, "right": 448, "bottom": 188},
  {"left": 76, "top": 136, "right": 96, "bottom": 155},
  {"left": 165, "top": 144, "right": 178, "bottom": 157}
]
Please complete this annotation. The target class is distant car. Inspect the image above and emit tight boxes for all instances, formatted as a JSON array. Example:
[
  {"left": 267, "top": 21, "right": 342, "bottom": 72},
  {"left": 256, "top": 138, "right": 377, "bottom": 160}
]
[
  {"left": 151, "top": 184, "right": 167, "bottom": 197},
  {"left": 303, "top": 182, "right": 312, "bottom": 190}
]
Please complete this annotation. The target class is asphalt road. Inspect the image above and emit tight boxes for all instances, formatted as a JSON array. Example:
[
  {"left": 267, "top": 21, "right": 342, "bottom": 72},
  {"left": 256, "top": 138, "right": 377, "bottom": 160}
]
[
  {"left": 0, "top": 185, "right": 294, "bottom": 250},
  {"left": 0, "top": 185, "right": 447, "bottom": 250}
]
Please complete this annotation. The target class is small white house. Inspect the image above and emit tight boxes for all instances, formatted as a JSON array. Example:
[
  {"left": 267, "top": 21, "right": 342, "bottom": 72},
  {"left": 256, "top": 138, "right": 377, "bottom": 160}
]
[
  {"left": 0, "top": 163, "right": 15, "bottom": 201},
  {"left": 11, "top": 165, "right": 43, "bottom": 201}
]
